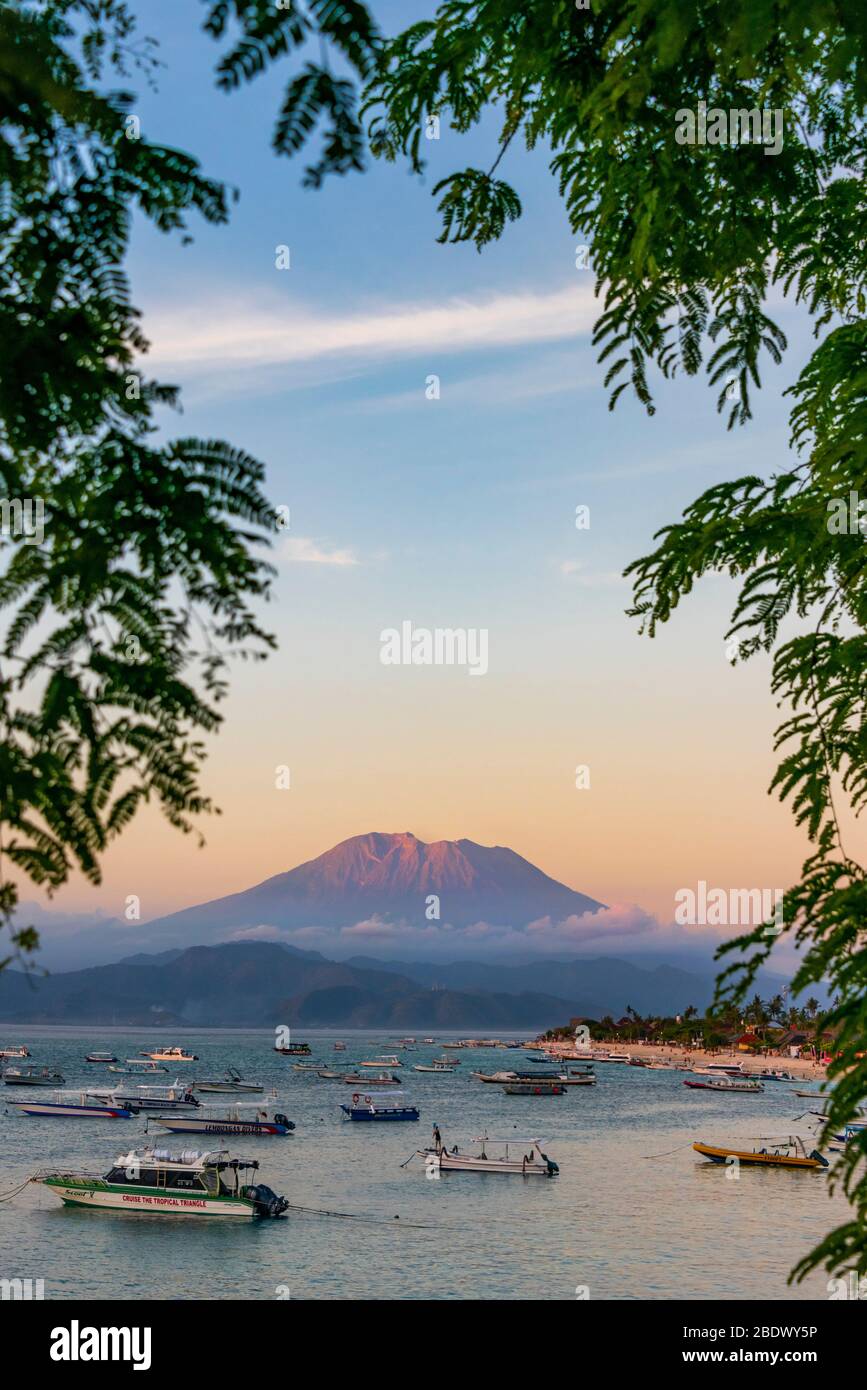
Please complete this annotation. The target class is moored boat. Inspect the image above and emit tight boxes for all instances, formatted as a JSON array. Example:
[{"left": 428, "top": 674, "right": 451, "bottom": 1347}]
[
  {"left": 85, "top": 1082, "right": 199, "bottom": 1113},
  {"left": 139, "top": 1046, "right": 198, "bottom": 1063},
  {"left": 341, "top": 1091, "right": 419, "bottom": 1121},
  {"left": 6, "top": 1092, "right": 134, "bottom": 1119},
  {"left": 274, "top": 1042, "right": 312, "bottom": 1056},
  {"left": 473, "top": 1070, "right": 595, "bottom": 1087},
  {"left": 149, "top": 1108, "right": 295, "bottom": 1137},
  {"left": 0, "top": 1045, "right": 30, "bottom": 1059},
  {"left": 3, "top": 1066, "right": 65, "bottom": 1087},
  {"left": 829, "top": 1119, "right": 867, "bottom": 1151},
  {"left": 341, "top": 1072, "right": 400, "bottom": 1086},
  {"left": 360, "top": 1055, "right": 400, "bottom": 1068},
  {"left": 85, "top": 1052, "right": 118, "bottom": 1064},
  {"left": 693, "top": 1137, "right": 828, "bottom": 1169},
  {"left": 502, "top": 1081, "right": 566, "bottom": 1096},
  {"left": 684, "top": 1078, "right": 764, "bottom": 1093},
  {"left": 33, "top": 1147, "right": 290, "bottom": 1217},
  {"left": 193, "top": 1068, "right": 264, "bottom": 1094},
  {"left": 413, "top": 1061, "right": 457, "bottom": 1073},
  {"left": 413, "top": 1132, "right": 559, "bottom": 1176}
]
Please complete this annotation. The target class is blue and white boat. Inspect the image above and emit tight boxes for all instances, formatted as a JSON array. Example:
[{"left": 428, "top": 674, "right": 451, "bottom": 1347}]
[
  {"left": 341, "top": 1090, "right": 420, "bottom": 1122},
  {"left": 149, "top": 1106, "right": 295, "bottom": 1137},
  {"left": 6, "top": 1091, "right": 135, "bottom": 1119}
]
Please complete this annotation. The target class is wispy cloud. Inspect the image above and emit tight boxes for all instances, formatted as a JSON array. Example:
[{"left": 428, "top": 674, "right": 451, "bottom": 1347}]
[
  {"left": 281, "top": 536, "right": 360, "bottom": 567},
  {"left": 145, "top": 282, "right": 598, "bottom": 378},
  {"left": 559, "top": 560, "right": 627, "bottom": 587}
]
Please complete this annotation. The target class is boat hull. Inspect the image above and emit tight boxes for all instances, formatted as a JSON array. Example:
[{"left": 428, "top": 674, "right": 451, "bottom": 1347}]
[
  {"left": 502, "top": 1084, "right": 566, "bottom": 1095},
  {"left": 38, "top": 1179, "right": 257, "bottom": 1217},
  {"left": 684, "top": 1081, "right": 763, "bottom": 1093},
  {"left": 151, "top": 1116, "right": 294, "bottom": 1136},
  {"left": 341, "top": 1106, "right": 419, "bottom": 1121},
  {"left": 692, "top": 1142, "right": 827, "bottom": 1169},
  {"left": 194, "top": 1084, "right": 263, "bottom": 1094},
  {"left": 7, "top": 1100, "right": 134, "bottom": 1119},
  {"left": 418, "top": 1149, "right": 556, "bottom": 1176},
  {"left": 3, "top": 1074, "right": 65, "bottom": 1086}
]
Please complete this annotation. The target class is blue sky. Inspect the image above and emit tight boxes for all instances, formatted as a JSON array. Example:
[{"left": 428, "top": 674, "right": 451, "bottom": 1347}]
[{"left": 39, "top": 1, "right": 825, "bottom": 970}]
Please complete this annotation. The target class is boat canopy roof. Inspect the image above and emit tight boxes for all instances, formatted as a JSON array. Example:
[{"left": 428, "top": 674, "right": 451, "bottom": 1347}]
[
  {"left": 115, "top": 1147, "right": 260, "bottom": 1170},
  {"left": 470, "top": 1134, "right": 544, "bottom": 1144}
]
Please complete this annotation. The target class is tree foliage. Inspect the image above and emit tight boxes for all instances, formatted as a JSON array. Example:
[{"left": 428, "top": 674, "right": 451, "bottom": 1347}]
[{"left": 0, "top": 0, "right": 277, "bottom": 961}]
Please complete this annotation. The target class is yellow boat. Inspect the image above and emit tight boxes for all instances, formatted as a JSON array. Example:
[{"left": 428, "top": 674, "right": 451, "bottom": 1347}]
[{"left": 693, "top": 1138, "right": 828, "bottom": 1170}]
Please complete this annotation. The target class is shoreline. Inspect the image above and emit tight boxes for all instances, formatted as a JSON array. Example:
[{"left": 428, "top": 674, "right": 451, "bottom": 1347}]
[{"left": 534, "top": 1038, "right": 828, "bottom": 1081}]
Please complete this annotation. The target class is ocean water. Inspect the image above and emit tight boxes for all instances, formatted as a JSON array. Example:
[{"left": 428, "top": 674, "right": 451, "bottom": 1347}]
[{"left": 0, "top": 1028, "right": 843, "bottom": 1301}]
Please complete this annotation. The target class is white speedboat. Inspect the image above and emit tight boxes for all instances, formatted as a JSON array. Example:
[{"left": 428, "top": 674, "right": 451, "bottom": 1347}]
[
  {"left": 193, "top": 1069, "right": 264, "bottom": 1094},
  {"left": 33, "top": 1147, "right": 289, "bottom": 1218},
  {"left": 149, "top": 1106, "right": 295, "bottom": 1137},
  {"left": 3, "top": 1066, "right": 65, "bottom": 1086},
  {"left": 6, "top": 1091, "right": 135, "bottom": 1119},
  {"left": 85, "top": 1082, "right": 199, "bottom": 1113},
  {"left": 342, "top": 1072, "right": 400, "bottom": 1086},
  {"left": 413, "top": 1133, "right": 559, "bottom": 1177},
  {"left": 413, "top": 1061, "right": 456, "bottom": 1073},
  {"left": 0, "top": 1045, "right": 30, "bottom": 1059}
]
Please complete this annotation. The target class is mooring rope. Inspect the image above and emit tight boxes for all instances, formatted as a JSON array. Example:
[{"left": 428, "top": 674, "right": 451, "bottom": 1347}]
[
  {"left": 285, "top": 1201, "right": 439, "bottom": 1229},
  {"left": 0, "top": 1176, "right": 35, "bottom": 1202},
  {"left": 639, "top": 1141, "right": 696, "bottom": 1159}
]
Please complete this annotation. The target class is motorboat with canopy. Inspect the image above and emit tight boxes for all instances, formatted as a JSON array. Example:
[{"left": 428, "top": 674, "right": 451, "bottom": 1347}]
[
  {"left": 341, "top": 1090, "right": 419, "bottom": 1121},
  {"left": 147, "top": 1104, "right": 295, "bottom": 1136},
  {"left": 33, "top": 1146, "right": 289, "bottom": 1217}
]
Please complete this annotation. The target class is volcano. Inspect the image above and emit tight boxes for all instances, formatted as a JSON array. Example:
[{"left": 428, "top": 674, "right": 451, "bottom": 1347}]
[{"left": 139, "top": 831, "right": 604, "bottom": 946}]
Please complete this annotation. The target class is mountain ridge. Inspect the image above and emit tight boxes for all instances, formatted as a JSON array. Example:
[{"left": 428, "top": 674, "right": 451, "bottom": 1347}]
[{"left": 134, "top": 830, "right": 606, "bottom": 947}]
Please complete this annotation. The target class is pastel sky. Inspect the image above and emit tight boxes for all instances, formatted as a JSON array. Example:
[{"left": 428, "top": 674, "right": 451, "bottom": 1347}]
[{"left": 38, "top": 1, "right": 835, "bottom": 952}]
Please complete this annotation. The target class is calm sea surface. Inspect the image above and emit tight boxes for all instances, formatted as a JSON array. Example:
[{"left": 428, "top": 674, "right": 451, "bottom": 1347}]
[{"left": 0, "top": 1027, "right": 842, "bottom": 1301}]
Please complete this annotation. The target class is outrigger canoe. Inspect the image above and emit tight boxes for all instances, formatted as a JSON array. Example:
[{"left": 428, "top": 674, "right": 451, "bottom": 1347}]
[
  {"left": 693, "top": 1138, "right": 828, "bottom": 1169},
  {"left": 411, "top": 1133, "right": 559, "bottom": 1176}
]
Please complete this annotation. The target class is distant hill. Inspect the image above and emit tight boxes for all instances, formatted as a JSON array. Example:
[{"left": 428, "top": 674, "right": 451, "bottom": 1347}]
[
  {"left": 0, "top": 942, "right": 586, "bottom": 1027},
  {"left": 0, "top": 936, "right": 759, "bottom": 1027},
  {"left": 12, "top": 831, "right": 608, "bottom": 968},
  {"left": 343, "top": 954, "right": 718, "bottom": 1017}
]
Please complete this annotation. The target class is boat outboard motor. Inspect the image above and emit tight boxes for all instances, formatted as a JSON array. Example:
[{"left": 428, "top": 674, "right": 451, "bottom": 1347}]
[
  {"left": 246, "top": 1183, "right": 290, "bottom": 1218},
  {"left": 273, "top": 1113, "right": 295, "bottom": 1131}
]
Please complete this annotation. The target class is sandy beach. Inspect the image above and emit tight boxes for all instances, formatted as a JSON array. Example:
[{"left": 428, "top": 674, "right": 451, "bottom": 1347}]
[{"left": 534, "top": 1039, "right": 828, "bottom": 1081}]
